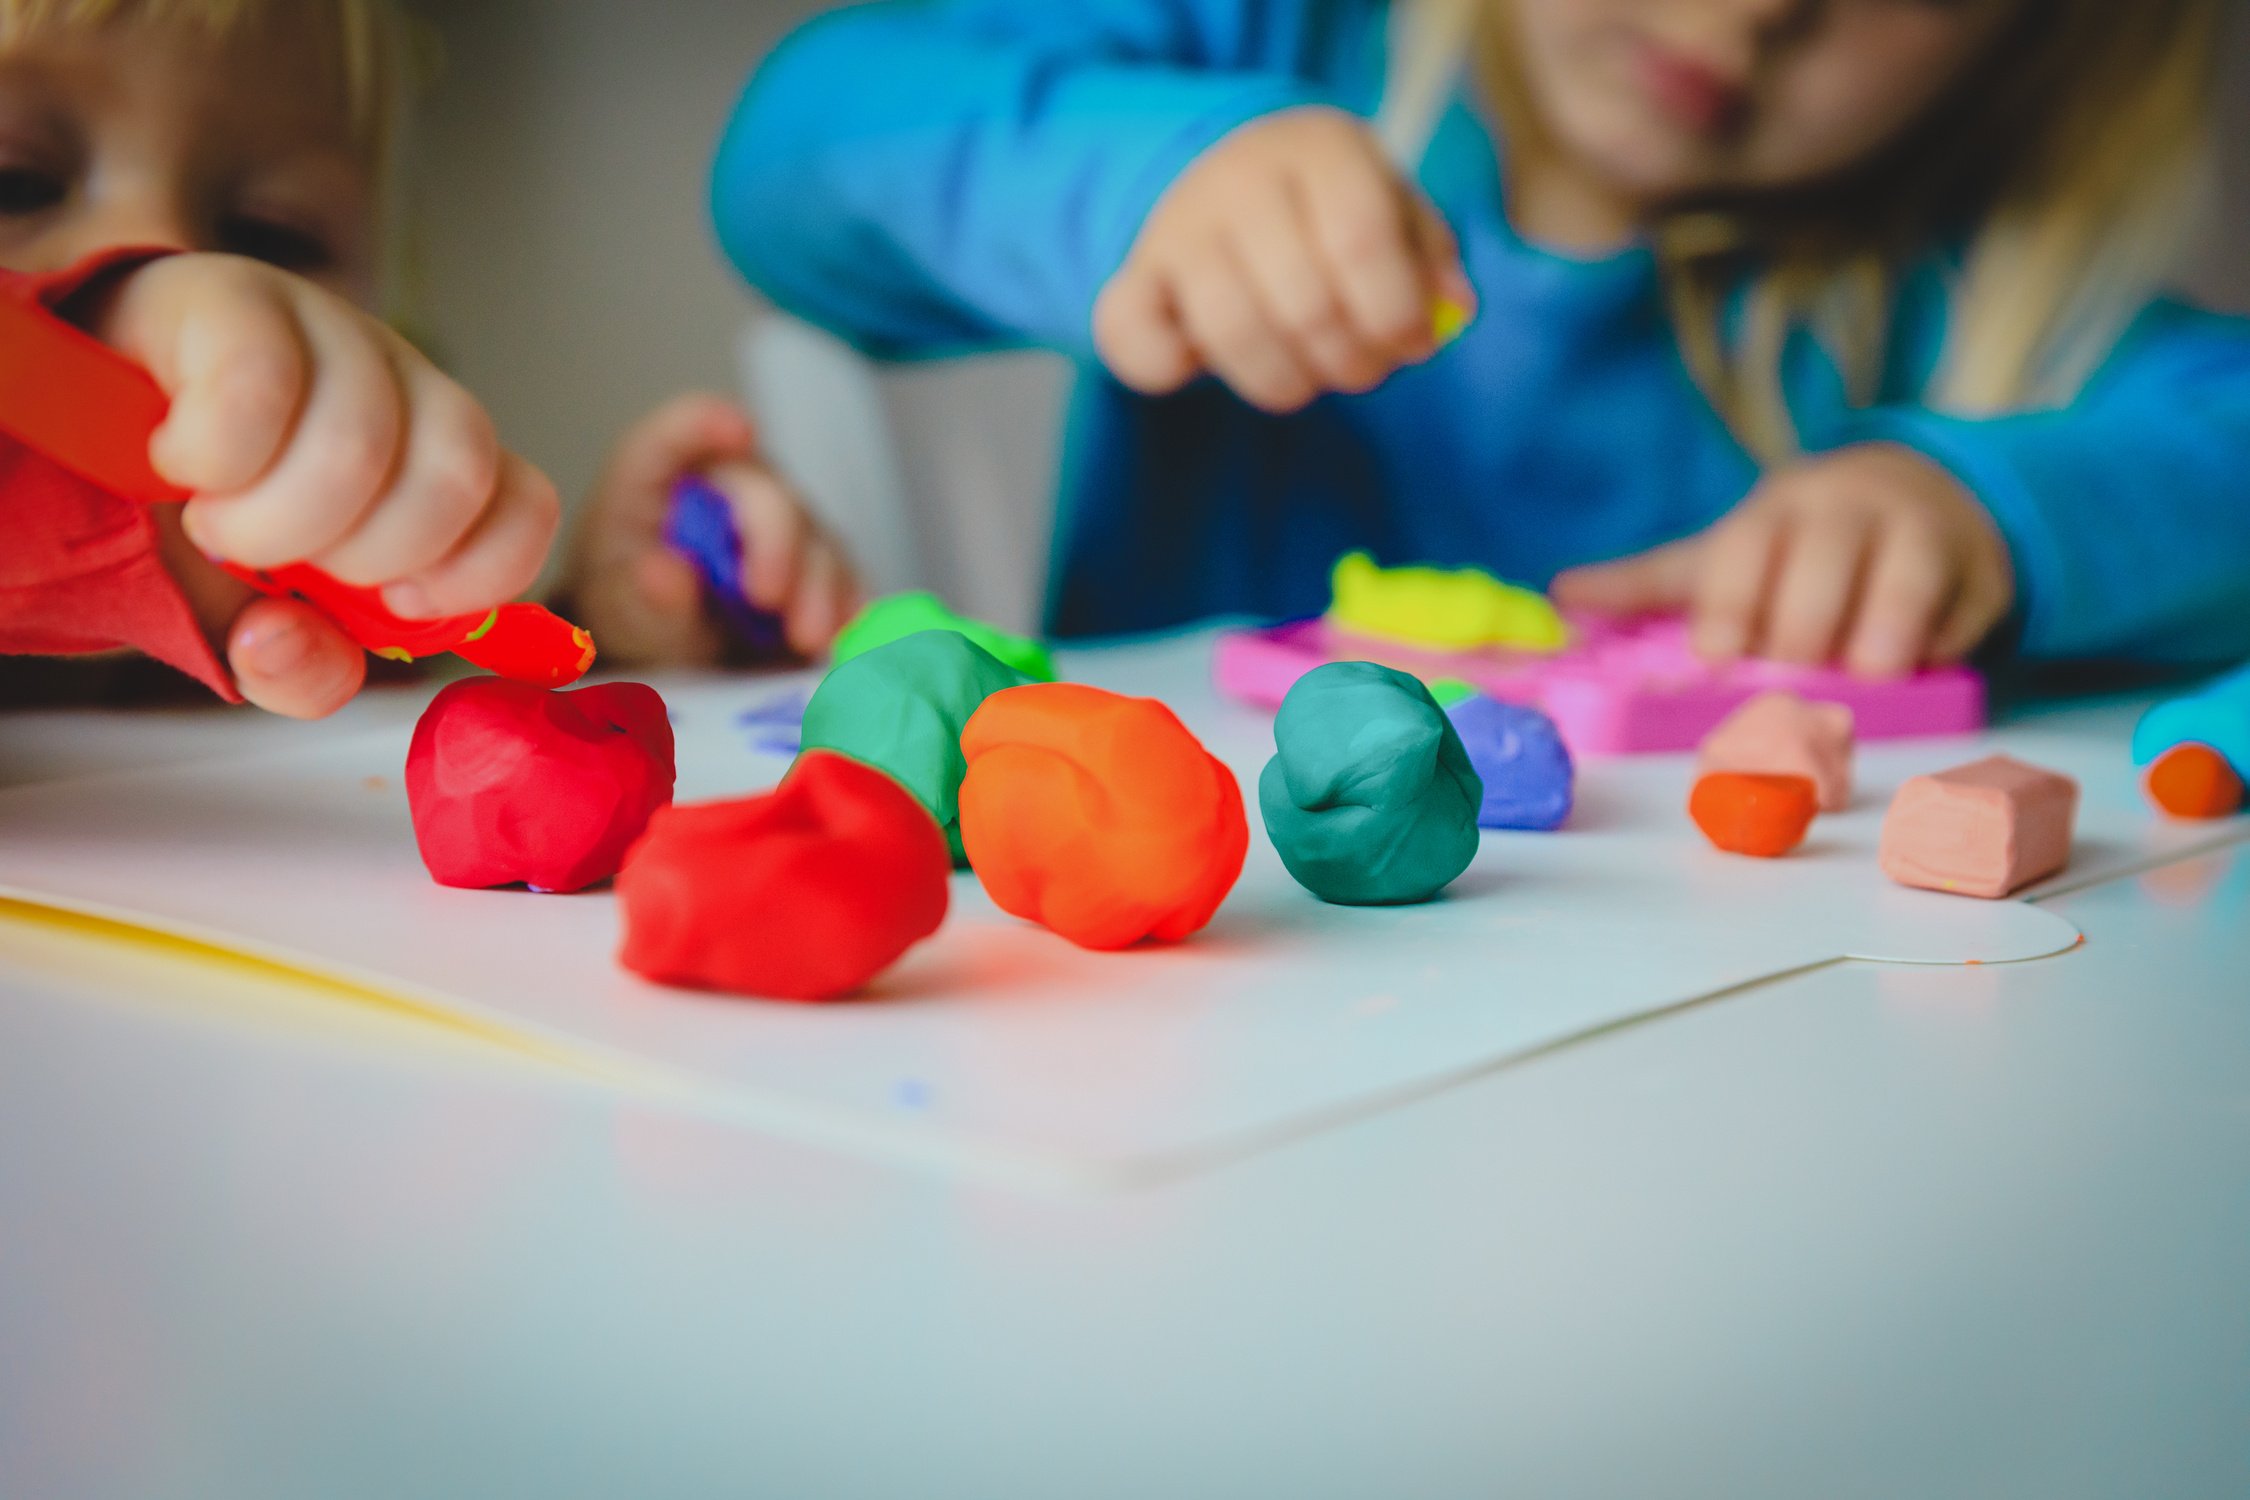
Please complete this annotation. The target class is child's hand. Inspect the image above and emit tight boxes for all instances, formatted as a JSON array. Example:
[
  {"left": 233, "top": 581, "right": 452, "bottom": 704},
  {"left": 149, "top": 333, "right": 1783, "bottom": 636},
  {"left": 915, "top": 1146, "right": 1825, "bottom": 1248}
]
[
  {"left": 1093, "top": 106, "right": 1476, "bottom": 415},
  {"left": 1552, "top": 444, "right": 2016, "bottom": 678},
  {"left": 565, "top": 394, "right": 859, "bottom": 666},
  {"left": 102, "top": 253, "right": 562, "bottom": 717}
]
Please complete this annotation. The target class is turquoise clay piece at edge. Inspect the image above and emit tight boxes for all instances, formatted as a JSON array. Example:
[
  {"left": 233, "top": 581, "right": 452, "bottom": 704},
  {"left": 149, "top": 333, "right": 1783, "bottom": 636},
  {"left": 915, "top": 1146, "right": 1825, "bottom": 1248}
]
[
  {"left": 799, "top": 629, "right": 1030, "bottom": 865},
  {"left": 832, "top": 590, "right": 1056, "bottom": 683},
  {"left": 1258, "top": 661, "right": 1484, "bottom": 905}
]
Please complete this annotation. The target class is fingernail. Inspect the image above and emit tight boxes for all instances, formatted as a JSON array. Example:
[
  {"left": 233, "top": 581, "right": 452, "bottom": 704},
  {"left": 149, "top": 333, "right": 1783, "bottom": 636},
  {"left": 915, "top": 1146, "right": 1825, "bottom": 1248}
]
[
  {"left": 237, "top": 614, "right": 313, "bottom": 676},
  {"left": 383, "top": 582, "right": 434, "bottom": 619}
]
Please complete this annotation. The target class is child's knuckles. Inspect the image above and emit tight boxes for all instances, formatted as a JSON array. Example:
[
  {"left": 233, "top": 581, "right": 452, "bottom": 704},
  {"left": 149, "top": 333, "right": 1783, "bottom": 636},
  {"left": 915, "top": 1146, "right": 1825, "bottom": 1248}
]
[
  {"left": 421, "top": 396, "right": 505, "bottom": 516},
  {"left": 297, "top": 415, "right": 403, "bottom": 524}
]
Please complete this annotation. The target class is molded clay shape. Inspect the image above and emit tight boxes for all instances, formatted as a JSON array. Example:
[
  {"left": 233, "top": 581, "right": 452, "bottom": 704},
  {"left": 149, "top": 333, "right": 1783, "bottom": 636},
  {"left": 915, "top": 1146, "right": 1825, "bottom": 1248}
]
[
  {"left": 1697, "top": 690, "right": 1855, "bottom": 812},
  {"left": 1879, "top": 754, "right": 2078, "bottom": 899},
  {"left": 1689, "top": 771, "right": 1819, "bottom": 859},
  {"left": 958, "top": 683, "right": 1248, "bottom": 950},
  {"left": 800, "top": 629, "right": 1030, "bottom": 864},
  {"left": 1260, "top": 662, "right": 1484, "bottom": 905},
  {"left": 2132, "top": 666, "right": 2250, "bottom": 820},
  {"left": 1325, "top": 551, "right": 1567, "bottom": 654},
  {"left": 2143, "top": 743, "right": 2244, "bottom": 821},
  {"left": 407, "top": 679, "right": 675, "bottom": 893},
  {"left": 1447, "top": 695, "right": 1574, "bottom": 831},
  {"left": 617, "top": 751, "right": 950, "bottom": 1001},
  {"left": 833, "top": 590, "right": 1055, "bottom": 682}
]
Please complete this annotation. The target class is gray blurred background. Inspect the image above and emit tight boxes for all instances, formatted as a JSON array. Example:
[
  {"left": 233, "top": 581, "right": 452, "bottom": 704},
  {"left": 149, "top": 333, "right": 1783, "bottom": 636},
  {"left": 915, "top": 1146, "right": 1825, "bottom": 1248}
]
[{"left": 408, "top": 0, "right": 2250, "bottom": 621}]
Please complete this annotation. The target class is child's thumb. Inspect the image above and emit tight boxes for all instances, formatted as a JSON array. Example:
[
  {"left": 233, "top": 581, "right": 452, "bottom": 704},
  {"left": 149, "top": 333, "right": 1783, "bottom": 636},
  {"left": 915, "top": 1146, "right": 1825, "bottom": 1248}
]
[
  {"left": 227, "top": 597, "right": 367, "bottom": 719},
  {"left": 1550, "top": 539, "right": 1703, "bottom": 618},
  {"left": 1408, "top": 196, "right": 1475, "bottom": 330},
  {"left": 599, "top": 394, "right": 760, "bottom": 524}
]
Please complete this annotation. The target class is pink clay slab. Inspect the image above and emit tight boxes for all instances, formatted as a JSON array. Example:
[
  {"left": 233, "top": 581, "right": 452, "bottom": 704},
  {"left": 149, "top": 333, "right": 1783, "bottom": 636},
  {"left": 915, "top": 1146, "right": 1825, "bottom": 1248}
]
[{"left": 1213, "top": 616, "right": 1984, "bottom": 757}]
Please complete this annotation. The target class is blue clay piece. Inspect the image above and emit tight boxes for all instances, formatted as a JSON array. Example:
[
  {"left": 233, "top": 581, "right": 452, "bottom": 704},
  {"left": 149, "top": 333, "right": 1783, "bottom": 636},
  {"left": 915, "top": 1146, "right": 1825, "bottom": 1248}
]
[
  {"left": 1446, "top": 695, "right": 1574, "bottom": 831},
  {"left": 2132, "top": 663, "right": 2250, "bottom": 774},
  {"left": 665, "top": 475, "right": 788, "bottom": 654},
  {"left": 1258, "top": 661, "right": 1484, "bottom": 906}
]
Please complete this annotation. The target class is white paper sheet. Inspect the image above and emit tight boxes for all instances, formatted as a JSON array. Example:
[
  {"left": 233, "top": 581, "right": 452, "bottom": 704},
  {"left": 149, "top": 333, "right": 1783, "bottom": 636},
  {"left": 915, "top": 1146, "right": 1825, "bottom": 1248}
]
[{"left": 7, "top": 633, "right": 2234, "bottom": 1187}]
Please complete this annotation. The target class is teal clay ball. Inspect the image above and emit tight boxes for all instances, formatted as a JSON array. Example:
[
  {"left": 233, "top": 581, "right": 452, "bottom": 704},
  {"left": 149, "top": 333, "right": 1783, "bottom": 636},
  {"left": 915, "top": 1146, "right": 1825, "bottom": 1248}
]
[{"left": 1258, "top": 662, "right": 1484, "bottom": 905}]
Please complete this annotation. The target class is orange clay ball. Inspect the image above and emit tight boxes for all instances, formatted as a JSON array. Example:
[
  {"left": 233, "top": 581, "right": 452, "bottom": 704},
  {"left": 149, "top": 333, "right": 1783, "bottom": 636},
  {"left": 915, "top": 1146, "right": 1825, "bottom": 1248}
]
[
  {"left": 2144, "top": 742, "right": 2245, "bottom": 820},
  {"left": 1689, "top": 771, "right": 1820, "bottom": 859},
  {"left": 958, "top": 683, "right": 1249, "bottom": 950}
]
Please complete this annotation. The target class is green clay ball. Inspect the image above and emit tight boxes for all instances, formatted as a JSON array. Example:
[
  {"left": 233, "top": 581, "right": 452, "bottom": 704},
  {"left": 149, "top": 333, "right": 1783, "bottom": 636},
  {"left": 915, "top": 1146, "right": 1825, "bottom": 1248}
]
[
  {"left": 1258, "top": 661, "right": 1485, "bottom": 906},
  {"left": 799, "top": 629, "right": 1030, "bottom": 865},
  {"left": 832, "top": 591, "right": 1056, "bottom": 683}
]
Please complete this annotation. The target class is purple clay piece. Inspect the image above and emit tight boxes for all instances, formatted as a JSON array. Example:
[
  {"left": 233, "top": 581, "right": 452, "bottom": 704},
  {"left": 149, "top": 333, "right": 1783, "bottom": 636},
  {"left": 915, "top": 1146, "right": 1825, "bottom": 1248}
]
[
  {"left": 1446, "top": 695, "right": 1575, "bottom": 831},
  {"left": 736, "top": 686, "right": 809, "bottom": 757},
  {"left": 664, "top": 474, "right": 788, "bottom": 655}
]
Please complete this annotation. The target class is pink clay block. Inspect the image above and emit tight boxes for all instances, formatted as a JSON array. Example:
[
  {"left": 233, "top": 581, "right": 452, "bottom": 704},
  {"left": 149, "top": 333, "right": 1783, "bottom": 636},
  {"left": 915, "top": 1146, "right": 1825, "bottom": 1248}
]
[
  {"left": 1878, "top": 755, "right": 2078, "bottom": 899},
  {"left": 1697, "top": 691, "right": 1856, "bottom": 812}
]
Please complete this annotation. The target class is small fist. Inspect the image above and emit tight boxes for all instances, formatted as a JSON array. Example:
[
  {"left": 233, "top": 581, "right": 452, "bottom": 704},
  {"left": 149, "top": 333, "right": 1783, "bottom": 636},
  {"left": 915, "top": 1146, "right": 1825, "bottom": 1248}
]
[
  {"left": 564, "top": 394, "right": 859, "bottom": 667},
  {"left": 101, "top": 252, "right": 560, "bottom": 717},
  {"left": 1093, "top": 106, "right": 1475, "bottom": 415}
]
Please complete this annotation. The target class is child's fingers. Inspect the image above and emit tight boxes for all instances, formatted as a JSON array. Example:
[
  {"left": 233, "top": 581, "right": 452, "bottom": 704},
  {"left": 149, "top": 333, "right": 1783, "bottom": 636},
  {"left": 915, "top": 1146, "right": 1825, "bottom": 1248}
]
[
  {"left": 1929, "top": 566, "right": 2014, "bottom": 666},
  {"left": 182, "top": 288, "right": 404, "bottom": 568},
  {"left": 1406, "top": 196, "right": 1477, "bottom": 329},
  {"left": 1299, "top": 151, "right": 1437, "bottom": 356},
  {"left": 1843, "top": 525, "right": 1953, "bottom": 678},
  {"left": 784, "top": 541, "right": 856, "bottom": 657},
  {"left": 711, "top": 464, "right": 813, "bottom": 611},
  {"left": 1690, "top": 509, "right": 1785, "bottom": 662},
  {"left": 1091, "top": 265, "right": 1199, "bottom": 395},
  {"left": 314, "top": 351, "right": 502, "bottom": 588},
  {"left": 1760, "top": 511, "right": 1874, "bottom": 665},
  {"left": 590, "top": 394, "right": 759, "bottom": 542},
  {"left": 1548, "top": 537, "right": 1702, "bottom": 616},
  {"left": 226, "top": 596, "right": 366, "bottom": 719},
  {"left": 140, "top": 269, "right": 308, "bottom": 496},
  {"left": 1176, "top": 248, "right": 1319, "bottom": 412},
  {"left": 1231, "top": 186, "right": 1390, "bottom": 393},
  {"left": 380, "top": 450, "right": 560, "bottom": 619}
]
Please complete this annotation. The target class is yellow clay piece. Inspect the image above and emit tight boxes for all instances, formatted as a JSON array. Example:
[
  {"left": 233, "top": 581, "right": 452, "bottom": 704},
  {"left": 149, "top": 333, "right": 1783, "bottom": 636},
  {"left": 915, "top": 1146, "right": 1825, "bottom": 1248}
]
[
  {"left": 1430, "top": 295, "right": 1472, "bottom": 347},
  {"left": 1326, "top": 551, "right": 1570, "bottom": 654}
]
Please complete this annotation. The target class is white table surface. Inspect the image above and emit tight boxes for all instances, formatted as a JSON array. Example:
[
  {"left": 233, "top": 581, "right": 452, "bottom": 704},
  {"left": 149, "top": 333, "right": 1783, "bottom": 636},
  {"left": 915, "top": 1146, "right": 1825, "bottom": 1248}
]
[{"left": 2, "top": 651, "right": 2245, "bottom": 1499}]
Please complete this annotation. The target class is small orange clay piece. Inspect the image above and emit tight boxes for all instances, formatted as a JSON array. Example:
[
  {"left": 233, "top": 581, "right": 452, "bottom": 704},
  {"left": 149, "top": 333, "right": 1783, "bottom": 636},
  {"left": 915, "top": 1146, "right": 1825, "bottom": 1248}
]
[
  {"left": 958, "top": 683, "right": 1249, "bottom": 950},
  {"left": 1688, "top": 771, "right": 1820, "bottom": 858},
  {"left": 2143, "top": 742, "right": 2245, "bottom": 820}
]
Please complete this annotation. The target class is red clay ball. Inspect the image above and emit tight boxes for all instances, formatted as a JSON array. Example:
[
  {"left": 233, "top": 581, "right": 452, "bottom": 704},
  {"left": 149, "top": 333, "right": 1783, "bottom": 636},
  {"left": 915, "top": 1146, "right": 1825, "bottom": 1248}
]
[
  {"left": 617, "top": 750, "right": 951, "bottom": 1002},
  {"left": 407, "top": 678, "right": 675, "bottom": 893}
]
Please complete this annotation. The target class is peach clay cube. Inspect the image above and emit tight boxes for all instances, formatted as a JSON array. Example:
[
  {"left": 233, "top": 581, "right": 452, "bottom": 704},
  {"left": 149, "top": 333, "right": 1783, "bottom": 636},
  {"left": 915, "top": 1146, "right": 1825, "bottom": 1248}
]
[
  {"left": 1878, "top": 754, "right": 2079, "bottom": 900},
  {"left": 1697, "top": 691, "right": 1855, "bottom": 812}
]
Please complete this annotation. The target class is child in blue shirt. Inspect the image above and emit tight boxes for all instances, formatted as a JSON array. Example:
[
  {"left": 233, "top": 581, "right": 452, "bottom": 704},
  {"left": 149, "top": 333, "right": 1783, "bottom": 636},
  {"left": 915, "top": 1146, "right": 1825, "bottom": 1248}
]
[{"left": 690, "top": 0, "right": 2249, "bottom": 674}]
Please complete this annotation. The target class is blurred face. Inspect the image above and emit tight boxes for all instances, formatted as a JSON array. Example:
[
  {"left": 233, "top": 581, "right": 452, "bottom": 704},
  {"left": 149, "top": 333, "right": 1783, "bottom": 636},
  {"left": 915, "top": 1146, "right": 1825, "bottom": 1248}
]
[
  {"left": 0, "top": 13, "right": 376, "bottom": 300},
  {"left": 1505, "top": 0, "right": 2029, "bottom": 205}
]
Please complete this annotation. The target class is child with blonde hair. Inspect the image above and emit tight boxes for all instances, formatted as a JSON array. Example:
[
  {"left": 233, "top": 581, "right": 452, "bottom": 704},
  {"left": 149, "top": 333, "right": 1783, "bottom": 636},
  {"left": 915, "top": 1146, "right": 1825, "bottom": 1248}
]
[
  {"left": 0, "top": 0, "right": 850, "bottom": 713},
  {"left": 705, "top": 0, "right": 2250, "bottom": 675}
]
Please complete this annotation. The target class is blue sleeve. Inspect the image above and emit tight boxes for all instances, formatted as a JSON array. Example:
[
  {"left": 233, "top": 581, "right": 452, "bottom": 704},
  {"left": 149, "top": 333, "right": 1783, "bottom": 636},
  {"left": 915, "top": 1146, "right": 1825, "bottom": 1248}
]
[
  {"left": 1839, "top": 301, "right": 2250, "bottom": 666},
  {"left": 710, "top": 0, "right": 1365, "bottom": 361}
]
